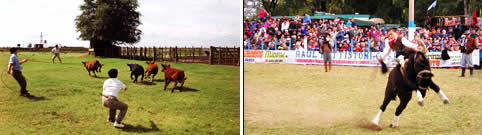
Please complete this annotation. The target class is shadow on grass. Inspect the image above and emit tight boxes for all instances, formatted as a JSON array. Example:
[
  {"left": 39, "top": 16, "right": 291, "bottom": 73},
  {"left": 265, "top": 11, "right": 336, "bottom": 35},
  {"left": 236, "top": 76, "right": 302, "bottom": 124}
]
[
  {"left": 27, "top": 95, "right": 47, "bottom": 101},
  {"left": 139, "top": 81, "right": 156, "bottom": 85},
  {"left": 178, "top": 86, "right": 200, "bottom": 92},
  {"left": 152, "top": 79, "right": 164, "bottom": 82},
  {"left": 120, "top": 120, "right": 160, "bottom": 133},
  {"left": 93, "top": 76, "right": 109, "bottom": 79}
]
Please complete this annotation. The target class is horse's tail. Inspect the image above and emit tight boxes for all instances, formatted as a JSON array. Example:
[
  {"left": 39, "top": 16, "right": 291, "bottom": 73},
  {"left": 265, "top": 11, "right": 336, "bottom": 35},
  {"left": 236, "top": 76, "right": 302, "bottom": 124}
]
[{"left": 381, "top": 61, "right": 388, "bottom": 74}]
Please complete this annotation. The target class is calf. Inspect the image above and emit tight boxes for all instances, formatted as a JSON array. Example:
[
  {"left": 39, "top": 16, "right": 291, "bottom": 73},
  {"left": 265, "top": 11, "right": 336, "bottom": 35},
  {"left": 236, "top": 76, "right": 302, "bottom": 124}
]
[
  {"left": 144, "top": 61, "right": 159, "bottom": 82},
  {"left": 81, "top": 60, "right": 104, "bottom": 77},
  {"left": 161, "top": 64, "right": 187, "bottom": 93},
  {"left": 127, "top": 64, "right": 144, "bottom": 83}
]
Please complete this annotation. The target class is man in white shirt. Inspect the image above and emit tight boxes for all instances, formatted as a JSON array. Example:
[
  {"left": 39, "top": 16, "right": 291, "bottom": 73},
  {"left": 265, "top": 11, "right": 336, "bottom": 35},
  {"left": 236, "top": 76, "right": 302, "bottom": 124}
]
[
  {"left": 378, "top": 30, "right": 420, "bottom": 67},
  {"left": 102, "top": 69, "right": 128, "bottom": 128},
  {"left": 51, "top": 45, "right": 62, "bottom": 64},
  {"left": 281, "top": 20, "right": 290, "bottom": 31}
]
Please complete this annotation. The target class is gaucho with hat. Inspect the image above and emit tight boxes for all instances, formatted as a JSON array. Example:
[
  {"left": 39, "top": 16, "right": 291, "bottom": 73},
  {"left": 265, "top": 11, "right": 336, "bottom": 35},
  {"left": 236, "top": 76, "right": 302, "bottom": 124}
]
[{"left": 459, "top": 30, "right": 477, "bottom": 77}]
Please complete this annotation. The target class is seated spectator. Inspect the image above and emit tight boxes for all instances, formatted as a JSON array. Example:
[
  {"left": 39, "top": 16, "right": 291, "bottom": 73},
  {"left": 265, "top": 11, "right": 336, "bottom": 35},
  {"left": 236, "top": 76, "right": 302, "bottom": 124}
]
[{"left": 354, "top": 44, "right": 362, "bottom": 52}]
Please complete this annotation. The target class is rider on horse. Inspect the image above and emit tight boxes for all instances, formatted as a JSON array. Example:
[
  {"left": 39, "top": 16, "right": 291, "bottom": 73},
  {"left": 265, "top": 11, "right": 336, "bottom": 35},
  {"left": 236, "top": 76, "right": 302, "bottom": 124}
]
[{"left": 378, "top": 29, "right": 423, "bottom": 68}]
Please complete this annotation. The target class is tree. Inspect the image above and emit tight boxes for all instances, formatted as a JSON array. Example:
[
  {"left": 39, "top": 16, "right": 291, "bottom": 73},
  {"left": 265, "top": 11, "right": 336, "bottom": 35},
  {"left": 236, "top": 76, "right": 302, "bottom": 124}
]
[
  {"left": 260, "top": 0, "right": 281, "bottom": 14},
  {"left": 75, "top": 0, "right": 142, "bottom": 57}
]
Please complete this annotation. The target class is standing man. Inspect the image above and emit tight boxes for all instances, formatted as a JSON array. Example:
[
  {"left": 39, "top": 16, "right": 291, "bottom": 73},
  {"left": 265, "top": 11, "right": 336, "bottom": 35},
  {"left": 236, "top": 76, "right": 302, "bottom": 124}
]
[
  {"left": 459, "top": 31, "right": 477, "bottom": 77},
  {"left": 304, "top": 14, "right": 311, "bottom": 24},
  {"left": 7, "top": 48, "right": 31, "bottom": 97},
  {"left": 322, "top": 34, "right": 333, "bottom": 72},
  {"left": 103, "top": 69, "right": 128, "bottom": 128},
  {"left": 51, "top": 45, "right": 62, "bottom": 64}
]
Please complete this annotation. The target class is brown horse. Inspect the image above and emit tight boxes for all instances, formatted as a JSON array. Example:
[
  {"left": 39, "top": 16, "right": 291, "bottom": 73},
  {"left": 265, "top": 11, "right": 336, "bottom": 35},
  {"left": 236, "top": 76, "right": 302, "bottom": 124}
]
[{"left": 372, "top": 48, "right": 450, "bottom": 128}]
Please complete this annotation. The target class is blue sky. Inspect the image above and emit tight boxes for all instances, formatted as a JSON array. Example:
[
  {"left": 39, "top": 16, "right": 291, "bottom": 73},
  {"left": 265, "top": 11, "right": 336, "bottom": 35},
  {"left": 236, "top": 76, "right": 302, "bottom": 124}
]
[{"left": 0, "top": 0, "right": 240, "bottom": 48}]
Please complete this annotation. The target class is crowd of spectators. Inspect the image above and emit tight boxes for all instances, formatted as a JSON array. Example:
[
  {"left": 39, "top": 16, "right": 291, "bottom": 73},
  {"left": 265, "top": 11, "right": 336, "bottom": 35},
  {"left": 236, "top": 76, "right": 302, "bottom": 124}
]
[{"left": 243, "top": 8, "right": 482, "bottom": 53}]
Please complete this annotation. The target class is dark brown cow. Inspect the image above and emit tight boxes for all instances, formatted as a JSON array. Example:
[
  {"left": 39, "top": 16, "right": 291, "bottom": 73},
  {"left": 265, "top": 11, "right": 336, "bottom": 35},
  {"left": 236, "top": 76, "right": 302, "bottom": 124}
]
[
  {"left": 144, "top": 61, "right": 159, "bottom": 82},
  {"left": 161, "top": 64, "right": 187, "bottom": 93},
  {"left": 81, "top": 60, "right": 104, "bottom": 77}
]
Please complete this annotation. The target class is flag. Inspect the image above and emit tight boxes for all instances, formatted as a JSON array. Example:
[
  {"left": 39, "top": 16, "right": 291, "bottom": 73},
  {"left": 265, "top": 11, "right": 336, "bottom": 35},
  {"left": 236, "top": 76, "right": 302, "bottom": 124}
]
[
  {"left": 472, "top": 10, "right": 478, "bottom": 28},
  {"left": 427, "top": 0, "right": 437, "bottom": 11}
]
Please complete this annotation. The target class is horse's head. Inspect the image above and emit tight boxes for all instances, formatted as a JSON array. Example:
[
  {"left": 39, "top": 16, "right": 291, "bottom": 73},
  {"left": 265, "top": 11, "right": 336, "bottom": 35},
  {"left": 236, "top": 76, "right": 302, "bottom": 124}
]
[
  {"left": 161, "top": 64, "right": 171, "bottom": 72},
  {"left": 412, "top": 52, "right": 433, "bottom": 90}
]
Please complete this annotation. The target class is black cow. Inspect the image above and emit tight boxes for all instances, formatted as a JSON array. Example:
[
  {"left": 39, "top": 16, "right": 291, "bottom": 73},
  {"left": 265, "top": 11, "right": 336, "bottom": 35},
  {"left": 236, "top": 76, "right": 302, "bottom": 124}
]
[{"left": 127, "top": 64, "right": 144, "bottom": 83}]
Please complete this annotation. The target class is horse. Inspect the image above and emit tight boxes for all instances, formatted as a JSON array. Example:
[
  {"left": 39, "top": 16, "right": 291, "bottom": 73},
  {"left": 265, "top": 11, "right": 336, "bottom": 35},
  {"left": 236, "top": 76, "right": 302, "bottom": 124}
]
[{"left": 371, "top": 48, "right": 450, "bottom": 128}]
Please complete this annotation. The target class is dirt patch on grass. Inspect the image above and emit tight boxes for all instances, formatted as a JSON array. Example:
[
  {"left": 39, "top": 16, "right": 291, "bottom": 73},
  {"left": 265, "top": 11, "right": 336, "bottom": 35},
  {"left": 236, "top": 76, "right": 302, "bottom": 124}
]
[{"left": 353, "top": 118, "right": 383, "bottom": 131}]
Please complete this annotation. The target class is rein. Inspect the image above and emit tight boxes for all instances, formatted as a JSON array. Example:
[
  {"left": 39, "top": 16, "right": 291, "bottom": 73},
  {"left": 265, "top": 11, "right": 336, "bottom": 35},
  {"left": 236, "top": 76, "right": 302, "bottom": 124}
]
[{"left": 414, "top": 53, "right": 431, "bottom": 90}]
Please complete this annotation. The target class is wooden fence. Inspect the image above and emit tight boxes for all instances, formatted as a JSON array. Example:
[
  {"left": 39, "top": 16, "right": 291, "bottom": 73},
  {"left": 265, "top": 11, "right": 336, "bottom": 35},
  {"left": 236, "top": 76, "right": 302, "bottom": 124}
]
[{"left": 119, "top": 46, "right": 240, "bottom": 66}]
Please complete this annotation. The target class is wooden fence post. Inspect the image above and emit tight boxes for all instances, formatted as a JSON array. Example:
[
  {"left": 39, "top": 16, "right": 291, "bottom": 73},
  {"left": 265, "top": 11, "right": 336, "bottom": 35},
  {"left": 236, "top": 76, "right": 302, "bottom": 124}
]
[
  {"left": 175, "top": 46, "right": 178, "bottom": 63},
  {"left": 153, "top": 46, "right": 157, "bottom": 61},
  {"left": 209, "top": 46, "right": 213, "bottom": 65},
  {"left": 218, "top": 47, "right": 221, "bottom": 64}
]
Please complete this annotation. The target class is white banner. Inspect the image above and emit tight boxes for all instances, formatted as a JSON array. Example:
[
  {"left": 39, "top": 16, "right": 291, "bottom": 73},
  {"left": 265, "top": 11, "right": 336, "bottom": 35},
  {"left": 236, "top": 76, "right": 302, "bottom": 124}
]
[{"left": 244, "top": 50, "right": 480, "bottom": 68}]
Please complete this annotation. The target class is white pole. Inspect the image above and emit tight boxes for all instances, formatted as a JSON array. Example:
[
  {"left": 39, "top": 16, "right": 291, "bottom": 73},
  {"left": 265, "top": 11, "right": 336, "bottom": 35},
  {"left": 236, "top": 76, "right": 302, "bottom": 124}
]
[{"left": 408, "top": 0, "right": 415, "bottom": 40}]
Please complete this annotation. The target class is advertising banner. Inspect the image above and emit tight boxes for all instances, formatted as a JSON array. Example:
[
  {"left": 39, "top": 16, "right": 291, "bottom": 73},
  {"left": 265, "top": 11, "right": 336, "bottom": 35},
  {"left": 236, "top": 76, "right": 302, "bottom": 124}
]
[{"left": 244, "top": 50, "right": 480, "bottom": 68}]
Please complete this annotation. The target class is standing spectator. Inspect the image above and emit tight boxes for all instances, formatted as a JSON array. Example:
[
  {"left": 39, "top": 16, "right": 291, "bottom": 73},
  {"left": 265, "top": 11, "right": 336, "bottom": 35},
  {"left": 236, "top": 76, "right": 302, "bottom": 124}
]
[
  {"left": 346, "top": 18, "right": 352, "bottom": 26},
  {"left": 453, "top": 21, "right": 463, "bottom": 40},
  {"left": 295, "top": 14, "right": 302, "bottom": 23},
  {"left": 470, "top": 29, "right": 478, "bottom": 38},
  {"left": 351, "top": 18, "right": 357, "bottom": 26},
  {"left": 259, "top": 7, "right": 266, "bottom": 23},
  {"left": 304, "top": 14, "right": 311, "bottom": 24},
  {"left": 102, "top": 69, "right": 128, "bottom": 128},
  {"left": 51, "top": 45, "right": 62, "bottom": 64},
  {"left": 7, "top": 48, "right": 31, "bottom": 97},
  {"left": 459, "top": 31, "right": 477, "bottom": 77},
  {"left": 322, "top": 35, "right": 333, "bottom": 72},
  {"left": 281, "top": 20, "right": 290, "bottom": 31}
]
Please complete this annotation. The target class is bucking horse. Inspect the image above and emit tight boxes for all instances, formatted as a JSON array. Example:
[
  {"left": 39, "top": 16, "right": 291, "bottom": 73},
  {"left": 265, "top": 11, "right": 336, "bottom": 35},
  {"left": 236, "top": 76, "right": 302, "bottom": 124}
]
[{"left": 371, "top": 48, "right": 450, "bottom": 128}]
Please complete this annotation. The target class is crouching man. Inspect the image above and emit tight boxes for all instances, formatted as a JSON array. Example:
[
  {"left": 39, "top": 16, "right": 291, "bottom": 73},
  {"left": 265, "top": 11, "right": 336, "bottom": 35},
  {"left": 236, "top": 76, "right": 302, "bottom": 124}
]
[{"left": 102, "top": 69, "right": 128, "bottom": 128}]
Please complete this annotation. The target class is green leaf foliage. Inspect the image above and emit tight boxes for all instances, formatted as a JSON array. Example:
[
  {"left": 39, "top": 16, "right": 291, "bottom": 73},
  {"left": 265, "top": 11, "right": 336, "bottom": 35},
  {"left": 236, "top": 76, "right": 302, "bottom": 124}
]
[{"left": 75, "top": 0, "right": 142, "bottom": 45}]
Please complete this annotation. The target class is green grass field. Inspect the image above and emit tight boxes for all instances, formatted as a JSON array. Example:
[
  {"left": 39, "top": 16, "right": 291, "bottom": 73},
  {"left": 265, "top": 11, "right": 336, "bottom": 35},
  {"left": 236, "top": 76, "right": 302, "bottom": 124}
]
[
  {"left": 244, "top": 64, "right": 481, "bottom": 135},
  {"left": 0, "top": 52, "right": 239, "bottom": 134}
]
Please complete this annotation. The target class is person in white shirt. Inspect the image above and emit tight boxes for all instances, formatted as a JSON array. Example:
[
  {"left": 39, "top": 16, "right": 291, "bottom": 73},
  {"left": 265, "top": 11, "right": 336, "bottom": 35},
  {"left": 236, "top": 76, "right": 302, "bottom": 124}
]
[
  {"left": 378, "top": 30, "right": 420, "bottom": 67},
  {"left": 102, "top": 69, "right": 128, "bottom": 128},
  {"left": 281, "top": 20, "right": 290, "bottom": 31},
  {"left": 51, "top": 45, "right": 62, "bottom": 64}
]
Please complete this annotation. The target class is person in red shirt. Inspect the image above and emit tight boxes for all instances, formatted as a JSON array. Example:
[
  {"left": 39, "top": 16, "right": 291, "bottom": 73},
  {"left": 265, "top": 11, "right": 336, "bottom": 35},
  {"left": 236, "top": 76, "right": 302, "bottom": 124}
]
[
  {"left": 354, "top": 43, "right": 362, "bottom": 52},
  {"left": 259, "top": 7, "right": 266, "bottom": 23}
]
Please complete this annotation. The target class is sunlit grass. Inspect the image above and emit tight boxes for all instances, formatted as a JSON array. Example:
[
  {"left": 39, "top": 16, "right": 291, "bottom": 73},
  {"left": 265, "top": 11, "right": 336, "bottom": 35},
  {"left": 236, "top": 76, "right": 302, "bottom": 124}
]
[
  {"left": 0, "top": 52, "right": 239, "bottom": 134},
  {"left": 244, "top": 63, "right": 481, "bottom": 135}
]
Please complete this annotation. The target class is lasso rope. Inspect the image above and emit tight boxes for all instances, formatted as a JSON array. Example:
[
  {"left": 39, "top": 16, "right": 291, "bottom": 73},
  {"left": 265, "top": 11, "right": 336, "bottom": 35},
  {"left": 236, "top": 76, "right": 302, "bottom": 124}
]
[{"left": 1, "top": 71, "right": 16, "bottom": 92}]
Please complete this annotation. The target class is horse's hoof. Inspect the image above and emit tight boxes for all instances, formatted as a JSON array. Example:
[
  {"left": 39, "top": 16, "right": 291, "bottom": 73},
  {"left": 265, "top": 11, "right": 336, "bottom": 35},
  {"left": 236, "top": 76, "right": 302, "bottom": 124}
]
[
  {"left": 418, "top": 101, "right": 424, "bottom": 107},
  {"left": 443, "top": 100, "right": 450, "bottom": 104},
  {"left": 389, "top": 124, "right": 398, "bottom": 128}
]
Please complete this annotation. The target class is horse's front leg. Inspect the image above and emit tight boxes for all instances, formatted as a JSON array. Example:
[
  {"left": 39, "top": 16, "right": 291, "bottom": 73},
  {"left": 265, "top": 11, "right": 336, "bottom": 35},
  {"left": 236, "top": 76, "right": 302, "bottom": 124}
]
[
  {"left": 416, "top": 89, "right": 426, "bottom": 106},
  {"left": 430, "top": 81, "right": 450, "bottom": 104}
]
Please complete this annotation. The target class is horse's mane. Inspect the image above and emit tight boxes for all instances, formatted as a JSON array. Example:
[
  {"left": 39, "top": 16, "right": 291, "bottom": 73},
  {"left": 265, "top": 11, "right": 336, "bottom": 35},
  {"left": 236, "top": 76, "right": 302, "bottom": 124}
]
[{"left": 404, "top": 48, "right": 431, "bottom": 72}]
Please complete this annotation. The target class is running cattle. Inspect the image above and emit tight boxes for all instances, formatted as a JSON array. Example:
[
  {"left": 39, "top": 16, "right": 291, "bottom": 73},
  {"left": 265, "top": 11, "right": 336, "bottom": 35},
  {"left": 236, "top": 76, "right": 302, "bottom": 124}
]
[
  {"left": 127, "top": 64, "right": 144, "bottom": 83},
  {"left": 161, "top": 64, "right": 187, "bottom": 93},
  {"left": 81, "top": 60, "right": 104, "bottom": 77},
  {"left": 144, "top": 61, "right": 159, "bottom": 82},
  {"left": 371, "top": 48, "right": 450, "bottom": 128}
]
